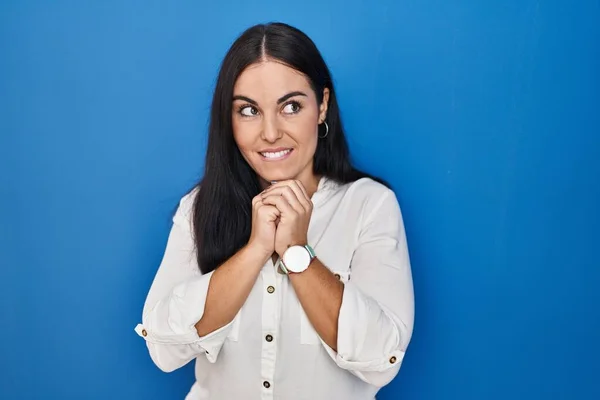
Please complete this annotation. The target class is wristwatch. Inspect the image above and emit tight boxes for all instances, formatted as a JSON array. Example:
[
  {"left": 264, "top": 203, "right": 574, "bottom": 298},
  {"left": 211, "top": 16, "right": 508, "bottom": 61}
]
[{"left": 279, "top": 244, "right": 316, "bottom": 274}]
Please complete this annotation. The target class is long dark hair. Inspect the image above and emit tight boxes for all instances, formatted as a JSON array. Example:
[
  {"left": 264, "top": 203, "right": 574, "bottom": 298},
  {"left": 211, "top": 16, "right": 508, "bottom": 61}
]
[{"left": 192, "top": 22, "right": 388, "bottom": 274}]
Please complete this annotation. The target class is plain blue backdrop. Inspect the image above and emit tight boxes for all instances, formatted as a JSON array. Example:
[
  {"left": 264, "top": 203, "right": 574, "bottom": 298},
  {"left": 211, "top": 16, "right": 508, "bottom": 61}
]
[{"left": 1, "top": 1, "right": 599, "bottom": 399}]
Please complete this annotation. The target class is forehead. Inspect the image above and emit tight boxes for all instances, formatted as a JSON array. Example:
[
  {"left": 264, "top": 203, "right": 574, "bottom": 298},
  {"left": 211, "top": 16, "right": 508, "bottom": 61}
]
[{"left": 233, "top": 60, "right": 313, "bottom": 99}]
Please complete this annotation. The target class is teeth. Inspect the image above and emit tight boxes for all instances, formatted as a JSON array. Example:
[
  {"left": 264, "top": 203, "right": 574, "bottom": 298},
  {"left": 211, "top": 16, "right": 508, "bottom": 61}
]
[{"left": 261, "top": 149, "right": 291, "bottom": 159}]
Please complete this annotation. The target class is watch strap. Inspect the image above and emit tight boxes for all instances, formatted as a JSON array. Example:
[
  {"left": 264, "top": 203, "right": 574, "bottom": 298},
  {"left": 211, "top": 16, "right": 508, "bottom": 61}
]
[
  {"left": 277, "top": 258, "right": 289, "bottom": 275},
  {"left": 304, "top": 244, "right": 316, "bottom": 259}
]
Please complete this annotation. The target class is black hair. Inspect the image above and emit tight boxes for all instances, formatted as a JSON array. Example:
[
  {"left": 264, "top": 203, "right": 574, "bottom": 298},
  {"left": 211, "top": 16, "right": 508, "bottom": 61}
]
[{"left": 192, "top": 22, "right": 388, "bottom": 274}]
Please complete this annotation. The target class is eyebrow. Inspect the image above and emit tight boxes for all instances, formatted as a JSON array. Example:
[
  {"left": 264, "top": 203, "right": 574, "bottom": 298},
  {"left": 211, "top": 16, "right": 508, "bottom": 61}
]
[
  {"left": 232, "top": 91, "right": 308, "bottom": 106},
  {"left": 232, "top": 95, "right": 257, "bottom": 105},
  {"left": 276, "top": 91, "right": 307, "bottom": 104}
]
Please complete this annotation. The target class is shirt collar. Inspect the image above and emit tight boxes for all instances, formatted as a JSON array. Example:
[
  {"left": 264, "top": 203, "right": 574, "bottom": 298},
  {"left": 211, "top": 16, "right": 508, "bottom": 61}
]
[{"left": 311, "top": 176, "right": 340, "bottom": 208}]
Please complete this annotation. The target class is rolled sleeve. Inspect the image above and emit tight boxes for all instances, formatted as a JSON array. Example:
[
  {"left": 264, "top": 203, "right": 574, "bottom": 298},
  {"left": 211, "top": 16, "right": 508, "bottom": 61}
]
[
  {"left": 322, "top": 188, "right": 414, "bottom": 387},
  {"left": 134, "top": 189, "right": 234, "bottom": 372},
  {"left": 135, "top": 271, "right": 235, "bottom": 370}
]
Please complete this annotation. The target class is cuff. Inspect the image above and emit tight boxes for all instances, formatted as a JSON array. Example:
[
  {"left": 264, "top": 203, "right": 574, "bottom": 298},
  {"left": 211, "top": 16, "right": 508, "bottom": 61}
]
[
  {"left": 324, "top": 281, "right": 404, "bottom": 372},
  {"left": 134, "top": 319, "right": 235, "bottom": 364},
  {"left": 134, "top": 271, "right": 234, "bottom": 364}
]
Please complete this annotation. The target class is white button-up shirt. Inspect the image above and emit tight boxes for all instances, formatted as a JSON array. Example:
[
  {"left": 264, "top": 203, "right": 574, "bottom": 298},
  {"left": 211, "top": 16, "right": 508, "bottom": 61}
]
[{"left": 135, "top": 177, "right": 414, "bottom": 400}]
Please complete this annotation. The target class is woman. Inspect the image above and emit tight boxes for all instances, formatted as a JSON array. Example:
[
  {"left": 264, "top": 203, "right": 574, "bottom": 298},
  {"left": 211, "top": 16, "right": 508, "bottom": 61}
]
[{"left": 135, "top": 22, "right": 414, "bottom": 400}]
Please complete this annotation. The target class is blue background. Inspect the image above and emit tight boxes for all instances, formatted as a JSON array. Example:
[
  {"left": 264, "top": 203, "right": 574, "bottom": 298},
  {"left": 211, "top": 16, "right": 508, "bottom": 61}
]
[{"left": 1, "top": 1, "right": 599, "bottom": 399}]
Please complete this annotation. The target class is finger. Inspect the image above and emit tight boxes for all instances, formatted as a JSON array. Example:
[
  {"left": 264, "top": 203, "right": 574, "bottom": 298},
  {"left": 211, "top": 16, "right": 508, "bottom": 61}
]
[
  {"left": 281, "top": 185, "right": 306, "bottom": 213},
  {"left": 288, "top": 180, "right": 312, "bottom": 208},
  {"left": 282, "top": 184, "right": 309, "bottom": 213},
  {"left": 262, "top": 179, "right": 297, "bottom": 194},
  {"left": 256, "top": 203, "right": 281, "bottom": 221},
  {"left": 261, "top": 181, "right": 284, "bottom": 195},
  {"left": 264, "top": 179, "right": 310, "bottom": 201},
  {"left": 262, "top": 193, "right": 297, "bottom": 216},
  {"left": 262, "top": 181, "right": 299, "bottom": 198},
  {"left": 263, "top": 186, "right": 306, "bottom": 213},
  {"left": 291, "top": 179, "right": 310, "bottom": 201},
  {"left": 266, "top": 183, "right": 311, "bottom": 212},
  {"left": 254, "top": 194, "right": 274, "bottom": 213},
  {"left": 263, "top": 186, "right": 307, "bottom": 214},
  {"left": 253, "top": 193, "right": 264, "bottom": 208}
]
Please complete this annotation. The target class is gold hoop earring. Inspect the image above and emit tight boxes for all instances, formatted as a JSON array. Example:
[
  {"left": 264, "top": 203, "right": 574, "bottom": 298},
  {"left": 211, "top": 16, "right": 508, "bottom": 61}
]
[{"left": 318, "top": 121, "right": 329, "bottom": 139}]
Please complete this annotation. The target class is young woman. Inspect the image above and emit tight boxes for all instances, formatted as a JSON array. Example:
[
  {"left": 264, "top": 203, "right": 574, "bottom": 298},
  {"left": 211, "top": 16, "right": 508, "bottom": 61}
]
[{"left": 135, "top": 22, "right": 414, "bottom": 400}]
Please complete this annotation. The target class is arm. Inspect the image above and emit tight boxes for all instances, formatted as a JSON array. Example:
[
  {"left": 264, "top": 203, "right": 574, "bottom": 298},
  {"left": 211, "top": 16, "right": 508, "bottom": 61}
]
[
  {"left": 262, "top": 180, "right": 414, "bottom": 386},
  {"left": 288, "top": 259, "right": 343, "bottom": 351},
  {"left": 135, "top": 190, "right": 272, "bottom": 372},
  {"left": 283, "top": 187, "right": 414, "bottom": 387},
  {"left": 195, "top": 243, "right": 269, "bottom": 336}
]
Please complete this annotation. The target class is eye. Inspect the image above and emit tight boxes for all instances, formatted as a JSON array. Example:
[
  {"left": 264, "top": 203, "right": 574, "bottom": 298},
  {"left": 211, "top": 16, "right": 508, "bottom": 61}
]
[
  {"left": 282, "top": 101, "right": 302, "bottom": 115},
  {"left": 239, "top": 106, "right": 259, "bottom": 117}
]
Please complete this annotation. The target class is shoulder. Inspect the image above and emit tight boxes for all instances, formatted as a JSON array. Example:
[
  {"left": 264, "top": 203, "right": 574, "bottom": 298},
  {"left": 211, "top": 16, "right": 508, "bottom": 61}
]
[
  {"left": 345, "top": 177, "right": 393, "bottom": 197},
  {"left": 341, "top": 177, "right": 401, "bottom": 222},
  {"left": 173, "top": 186, "right": 200, "bottom": 225},
  {"left": 345, "top": 177, "right": 397, "bottom": 206}
]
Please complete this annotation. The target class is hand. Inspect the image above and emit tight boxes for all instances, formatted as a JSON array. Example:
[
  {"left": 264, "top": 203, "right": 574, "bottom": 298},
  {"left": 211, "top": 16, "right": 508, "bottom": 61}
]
[
  {"left": 247, "top": 191, "right": 281, "bottom": 259},
  {"left": 261, "top": 180, "right": 313, "bottom": 257}
]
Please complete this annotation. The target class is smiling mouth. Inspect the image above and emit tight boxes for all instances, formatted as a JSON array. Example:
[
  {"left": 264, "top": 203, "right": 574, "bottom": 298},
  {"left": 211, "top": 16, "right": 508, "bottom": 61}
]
[{"left": 259, "top": 148, "right": 293, "bottom": 160}]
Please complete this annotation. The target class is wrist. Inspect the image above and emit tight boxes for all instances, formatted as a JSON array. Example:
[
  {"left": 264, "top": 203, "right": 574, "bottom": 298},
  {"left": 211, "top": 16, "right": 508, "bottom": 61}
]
[
  {"left": 277, "top": 238, "right": 308, "bottom": 256},
  {"left": 244, "top": 241, "right": 273, "bottom": 264}
]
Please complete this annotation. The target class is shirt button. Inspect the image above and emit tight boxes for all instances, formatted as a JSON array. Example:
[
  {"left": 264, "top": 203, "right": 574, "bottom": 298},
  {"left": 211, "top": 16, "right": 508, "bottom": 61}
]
[
  {"left": 334, "top": 273, "right": 341, "bottom": 280},
  {"left": 389, "top": 356, "right": 397, "bottom": 364},
  {"left": 141, "top": 329, "right": 148, "bottom": 337},
  {"left": 265, "top": 334, "right": 273, "bottom": 342},
  {"left": 267, "top": 286, "right": 275, "bottom": 294},
  {"left": 263, "top": 381, "right": 271, "bottom": 389}
]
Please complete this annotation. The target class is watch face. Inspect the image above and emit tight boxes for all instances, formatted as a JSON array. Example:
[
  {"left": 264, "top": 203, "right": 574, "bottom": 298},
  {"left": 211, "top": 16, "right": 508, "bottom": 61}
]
[{"left": 283, "top": 246, "right": 311, "bottom": 273}]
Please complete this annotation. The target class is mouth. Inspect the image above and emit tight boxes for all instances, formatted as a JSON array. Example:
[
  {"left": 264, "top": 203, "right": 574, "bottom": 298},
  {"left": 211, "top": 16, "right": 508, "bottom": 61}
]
[{"left": 259, "top": 148, "right": 294, "bottom": 161}]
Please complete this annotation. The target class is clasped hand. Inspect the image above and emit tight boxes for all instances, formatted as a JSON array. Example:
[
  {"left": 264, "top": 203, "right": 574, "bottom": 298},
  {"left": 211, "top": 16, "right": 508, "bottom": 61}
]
[{"left": 249, "top": 179, "right": 313, "bottom": 258}]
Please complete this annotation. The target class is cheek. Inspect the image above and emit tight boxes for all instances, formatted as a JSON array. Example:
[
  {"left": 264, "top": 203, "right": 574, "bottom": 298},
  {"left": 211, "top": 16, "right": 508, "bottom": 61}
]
[
  {"left": 232, "top": 134, "right": 254, "bottom": 165},
  {"left": 232, "top": 121, "right": 254, "bottom": 151},
  {"left": 294, "top": 117, "right": 319, "bottom": 148}
]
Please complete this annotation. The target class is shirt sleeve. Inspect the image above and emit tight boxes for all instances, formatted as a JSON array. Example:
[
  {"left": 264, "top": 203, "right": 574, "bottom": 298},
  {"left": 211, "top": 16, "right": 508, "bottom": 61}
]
[
  {"left": 134, "top": 189, "right": 235, "bottom": 372},
  {"left": 321, "top": 188, "right": 415, "bottom": 387}
]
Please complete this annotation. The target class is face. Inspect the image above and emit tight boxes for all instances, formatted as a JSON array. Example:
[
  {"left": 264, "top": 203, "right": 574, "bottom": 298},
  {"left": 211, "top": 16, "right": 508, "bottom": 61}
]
[{"left": 232, "top": 60, "right": 329, "bottom": 190}]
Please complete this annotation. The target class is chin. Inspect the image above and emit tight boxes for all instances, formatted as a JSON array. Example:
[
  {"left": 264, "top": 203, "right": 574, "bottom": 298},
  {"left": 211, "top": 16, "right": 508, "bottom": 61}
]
[{"left": 258, "top": 171, "right": 297, "bottom": 183}]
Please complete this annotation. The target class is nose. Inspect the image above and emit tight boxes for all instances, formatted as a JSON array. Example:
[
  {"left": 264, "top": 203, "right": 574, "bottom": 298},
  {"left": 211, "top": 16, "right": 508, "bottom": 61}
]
[{"left": 260, "top": 114, "right": 282, "bottom": 143}]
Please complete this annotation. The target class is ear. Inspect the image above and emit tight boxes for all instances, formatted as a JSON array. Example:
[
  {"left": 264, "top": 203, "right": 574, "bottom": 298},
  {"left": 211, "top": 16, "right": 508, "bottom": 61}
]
[{"left": 318, "top": 88, "right": 330, "bottom": 123}]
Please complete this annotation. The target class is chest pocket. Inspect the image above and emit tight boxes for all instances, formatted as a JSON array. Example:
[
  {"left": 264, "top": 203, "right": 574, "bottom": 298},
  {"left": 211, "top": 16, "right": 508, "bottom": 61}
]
[{"left": 299, "top": 268, "right": 352, "bottom": 345}]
